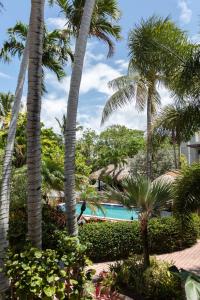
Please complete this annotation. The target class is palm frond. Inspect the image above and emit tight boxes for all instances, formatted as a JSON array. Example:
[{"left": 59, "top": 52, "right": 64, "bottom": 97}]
[{"left": 101, "top": 84, "right": 135, "bottom": 125}]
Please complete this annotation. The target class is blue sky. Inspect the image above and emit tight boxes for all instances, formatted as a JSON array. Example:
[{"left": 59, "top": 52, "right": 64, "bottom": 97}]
[{"left": 0, "top": 0, "right": 199, "bottom": 133}]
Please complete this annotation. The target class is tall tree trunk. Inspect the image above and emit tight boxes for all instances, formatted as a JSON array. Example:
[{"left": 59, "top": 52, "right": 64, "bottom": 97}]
[
  {"left": 27, "top": 0, "right": 44, "bottom": 248},
  {"left": 177, "top": 142, "right": 181, "bottom": 169},
  {"left": 0, "top": 34, "right": 29, "bottom": 295},
  {"left": 64, "top": 0, "right": 96, "bottom": 236},
  {"left": 141, "top": 218, "right": 150, "bottom": 269},
  {"left": 146, "top": 84, "right": 154, "bottom": 180},
  {"left": 172, "top": 130, "right": 178, "bottom": 169}
]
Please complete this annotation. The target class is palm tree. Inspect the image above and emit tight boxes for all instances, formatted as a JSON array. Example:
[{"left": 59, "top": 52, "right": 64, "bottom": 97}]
[
  {"left": 0, "top": 21, "right": 72, "bottom": 259},
  {"left": 0, "top": 92, "right": 14, "bottom": 127},
  {"left": 49, "top": 0, "right": 121, "bottom": 57},
  {"left": 101, "top": 16, "right": 188, "bottom": 179},
  {"left": 101, "top": 71, "right": 161, "bottom": 180},
  {"left": 153, "top": 104, "right": 200, "bottom": 168},
  {"left": 64, "top": 0, "right": 96, "bottom": 236},
  {"left": 105, "top": 176, "right": 172, "bottom": 268},
  {"left": 26, "top": 0, "right": 45, "bottom": 248}
]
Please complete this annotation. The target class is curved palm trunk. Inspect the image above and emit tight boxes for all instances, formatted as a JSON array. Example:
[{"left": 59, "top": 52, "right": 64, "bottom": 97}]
[
  {"left": 27, "top": 0, "right": 44, "bottom": 248},
  {"left": 141, "top": 218, "right": 150, "bottom": 269},
  {"left": 0, "top": 37, "right": 29, "bottom": 294},
  {"left": 146, "top": 84, "right": 154, "bottom": 180},
  {"left": 64, "top": 0, "right": 96, "bottom": 236}
]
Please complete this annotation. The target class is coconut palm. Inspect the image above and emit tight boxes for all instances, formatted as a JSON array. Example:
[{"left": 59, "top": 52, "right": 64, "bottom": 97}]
[
  {"left": 26, "top": 0, "right": 45, "bottom": 248},
  {"left": 64, "top": 0, "right": 96, "bottom": 236},
  {"left": 101, "top": 71, "right": 161, "bottom": 181},
  {"left": 105, "top": 176, "right": 172, "bottom": 268},
  {"left": 49, "top": 0, "right": 121, "bottom": 57},
  {"left": 101, "top": 16, "right": 188, "bottom": 179},
  {"left": 0, "top": 21, "right": 73, "bottom": 261},
  {"left": 0, "top": 92, "right": 14, "bottom": 124},
  {"left": 153, "top": 104, "right": 200, "bottom": 168}
]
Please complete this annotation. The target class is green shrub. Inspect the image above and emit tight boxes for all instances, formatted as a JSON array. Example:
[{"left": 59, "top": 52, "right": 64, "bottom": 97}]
[
  {"left": 5, "top": 236, "right": 93, "bottom": 299},
  {"left": 79, "top": 216, "right": 197, "bottom": 262},
  {"left": 193, "top": 214, "right": 200, "bottom": 238},
  {"left": 110, "top": 256, "right": 184, "bottom": 300}
]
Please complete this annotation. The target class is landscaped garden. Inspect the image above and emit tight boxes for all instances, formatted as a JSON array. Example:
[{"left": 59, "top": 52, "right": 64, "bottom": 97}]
[{"left": 0, "top": 0, "right": 200, "bottom": 299}]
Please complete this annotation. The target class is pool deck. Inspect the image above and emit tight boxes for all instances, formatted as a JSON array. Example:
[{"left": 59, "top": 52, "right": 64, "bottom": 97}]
[{"left": 92, "top": 240, "right": 200, "bottom": 276}]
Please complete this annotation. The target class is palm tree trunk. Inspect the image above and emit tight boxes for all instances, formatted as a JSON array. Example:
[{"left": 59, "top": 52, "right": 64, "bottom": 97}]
[
  {"left": 0, "top": 35, "right": 29, "bottom": 295},
  {"left": 146, "top": 84, "right": 154, "bottom": 180},
  {"left": 172, "top": 130, "right": 178, "bottom": 169},
  {"left": 177, "top": 142, "right": 181, "bottom": 169},
  {"left": 27, "top": 0, "right": 44, "bottom": 248},
  {"left": 64, "top": 0, "right": 96, "bottom": 236},
  {"left": 141, "top": 218, "right": 150, "bottom": 269}
]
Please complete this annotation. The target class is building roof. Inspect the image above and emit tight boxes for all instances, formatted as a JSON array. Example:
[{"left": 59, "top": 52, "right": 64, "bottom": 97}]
[
  {"left": 90, "top": 164, "right": 131, "bottom": 182},
  {"left": 154, "top": 170, "right": 180, "bottom": 184}
]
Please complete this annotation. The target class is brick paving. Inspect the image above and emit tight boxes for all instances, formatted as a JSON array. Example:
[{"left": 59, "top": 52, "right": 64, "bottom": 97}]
[{"left": 92, "top": 240, "right": 200, "bottom": 276}]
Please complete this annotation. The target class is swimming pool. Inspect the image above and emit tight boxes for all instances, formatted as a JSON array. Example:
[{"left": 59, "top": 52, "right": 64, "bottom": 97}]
[{"left": 57, "top": 203, "right": 138, "bottom": 220}]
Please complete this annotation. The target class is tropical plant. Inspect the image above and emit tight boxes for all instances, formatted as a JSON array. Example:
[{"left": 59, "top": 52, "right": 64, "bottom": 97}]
[
  {"left": 101, "top": 16, "right": 188, "bottom": 179},
  {"left": 153, "top": 104, "right": 200, "bottom": 168},
  {"left": 94, "top": 125, "right": 144, "bottom": 170},
  {"left": 130, "top": 148, "right": 176, "bottom": 179},
  {"left": 110, "top": 256, "right": 183, "bottom": 300},
  {"left": 0, "top": 19, "right": 73, "bottom": 280},
  {"left": 174, "top": 163, "right": 200, "bottom": 214},
  {"left": 0, "top": 93, "right": 14, "bottom": 120},
  {"left": 26, "top": 0, "right": 45, "bottom": 248},
  {"left": 170, "top": 267, "right": 200, "bottom": 300},
  {"left": 64, "top": 0, "right": 96, "bottom": 237},
  {"left": 49, "top": 0, "right": 121, "bottom": 57},
  {"left": 104, "top": 176, "right": 172, "bottom": 268},
  {"left": 4, "top": 236, "right": 93, "bottom": 299}
]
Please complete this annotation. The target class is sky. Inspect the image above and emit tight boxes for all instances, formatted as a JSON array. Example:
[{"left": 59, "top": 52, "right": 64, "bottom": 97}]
[{"left": 0, "top": 0, "right": 199, "bottom": 133}]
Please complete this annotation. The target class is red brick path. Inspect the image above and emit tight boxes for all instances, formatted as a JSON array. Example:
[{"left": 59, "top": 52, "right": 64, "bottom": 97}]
[{"left": 92, "top": 240, "right": 200, "bottom": 276}]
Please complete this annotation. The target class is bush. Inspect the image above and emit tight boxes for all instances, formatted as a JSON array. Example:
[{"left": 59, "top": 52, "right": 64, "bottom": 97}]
[
  {"left": 174, "top": 163, "right": 200, "bottom": 213},
  {"left": 5, "top": 235, "right": 93, "bottom": 300},
  {"left": 110, "top": 256, "right": 184, "bottom": 300},
  {"left": 79, "top": 217, "right": 197, "bottom": 262},
  {"left": 193, "top": 214, "right": 200, "bottom": 238}
]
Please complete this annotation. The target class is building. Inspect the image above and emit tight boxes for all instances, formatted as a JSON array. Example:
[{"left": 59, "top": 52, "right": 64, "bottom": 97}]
[{"left": 181, "top": 133, "right": 200, "bottom": 165}]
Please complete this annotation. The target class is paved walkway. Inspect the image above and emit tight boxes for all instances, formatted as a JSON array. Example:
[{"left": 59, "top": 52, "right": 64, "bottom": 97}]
[{"left": 92, "top": 240, "right": 200, "bottom": 276}]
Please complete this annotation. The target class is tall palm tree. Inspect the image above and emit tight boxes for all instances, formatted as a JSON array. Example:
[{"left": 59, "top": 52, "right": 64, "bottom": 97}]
[
  {"left": 153, "top": 104, "right": 200, "bottom": 168},
  {"left": 0, "top": 92, "right": 14, "bottom": 126},
  {"left": 26, "top": 0, "right": 45, "bottom": 248},
  {"left": 0, "top": 22, "right": 72, "bottom": 261},
  {"left": 105, "top": 176, "right": 172, "bottom": 268},
  {"left": 101, "top": 16, "right": 188, "bottom": 179},
  {"left": 64, "top": 0, "right": 96, "bottom": 236},
  {"left": 49, "top": 0, "right": 121, "bottom": 57}
]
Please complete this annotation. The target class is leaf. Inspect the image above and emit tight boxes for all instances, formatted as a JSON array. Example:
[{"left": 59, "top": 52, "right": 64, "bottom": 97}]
[
  {"left": 34, "top": 250, "right": 42, "bottom": 259},
  {"left": 43, "top": 286, "right": 56, "bottom": 297},
  {"left": 185, "top": 277, "right": 200, "bottom": 300}
]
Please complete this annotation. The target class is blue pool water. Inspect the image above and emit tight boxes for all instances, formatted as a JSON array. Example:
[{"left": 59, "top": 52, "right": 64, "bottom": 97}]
[{"left": 58, "top": 203, "right": 138, "bottom": 220}]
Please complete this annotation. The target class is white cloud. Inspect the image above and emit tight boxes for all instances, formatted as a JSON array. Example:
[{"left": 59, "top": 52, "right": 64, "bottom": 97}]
[
  {"left": 46, "top": 17, "right": 67, "bottom": 29},
  {"left": 47, "top": 46, "right": 123, "bottom": 96},
  {"left": 41, "top": 95, "right": 66, "bottom": 133},
  {"left": 178, "top": 0, "right": 192, "bottom": 24},
  {"left": 0, "top": 72, "right": 11, "bottom": 79}
]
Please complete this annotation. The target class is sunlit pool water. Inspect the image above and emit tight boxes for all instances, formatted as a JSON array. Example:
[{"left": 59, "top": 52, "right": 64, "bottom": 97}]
[{"left": 58, "top": 203, "right": 138, "bottom": 220}]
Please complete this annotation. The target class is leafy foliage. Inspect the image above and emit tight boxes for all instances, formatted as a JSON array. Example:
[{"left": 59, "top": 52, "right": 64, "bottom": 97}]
[
  {"left": 49, "top": 0, "right": 121, "bottom": 57},
  {"left": 94, "top": 125, "right": 144, "bottom": 169},
  {"left": 110, "top": 256, "right": 183, "bottom": 300},
  {"left": 174, "top": 163, "right": 200, "bottom": 213},
  {"left": 0, "top": 22, "right": 73, "bottom": 82},
  {"left": 130, "top": 148, "right": 176, "bottom": 179},
  {"left": 79, "top": 217, "right": 197, "bottom": 262},
  {"left": 4, "top": 236, "right": 93, "bottom": 299}
]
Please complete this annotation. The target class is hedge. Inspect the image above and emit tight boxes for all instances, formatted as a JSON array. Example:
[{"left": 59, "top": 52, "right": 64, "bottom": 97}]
[{"left": 79, "top": 216, "right": 197, "bottom": 262}]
